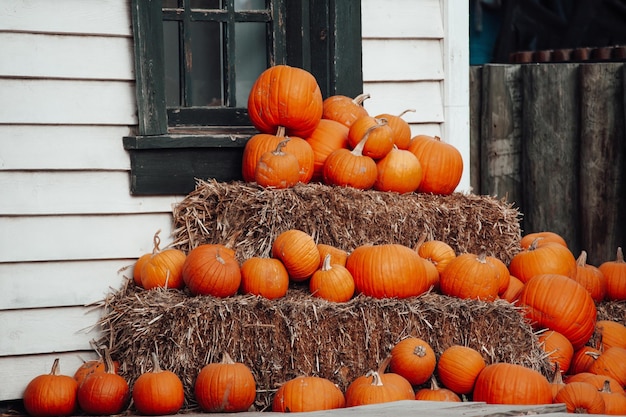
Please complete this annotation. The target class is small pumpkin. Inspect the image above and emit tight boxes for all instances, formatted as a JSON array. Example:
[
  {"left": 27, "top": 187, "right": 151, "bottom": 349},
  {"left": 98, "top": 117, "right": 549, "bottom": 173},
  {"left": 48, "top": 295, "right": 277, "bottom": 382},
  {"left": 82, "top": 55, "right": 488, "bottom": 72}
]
[
  {"left": 389, "top": 337, "right": 436, "bottom": 386},
  {"left": 472, "top": 363, "right": 552, "bottom": 405},
  {"left": 415, "top": 376, "right": 461, "bottom": 402},
  {"left": 599, "top": 379, "right": 626, "bottom": 415},
  {"left": 373, "top": 146, "right": 423, "bottom": 194},
  {"left": 77, "top": 348, "right": 129, "bottom": 415},
  {"left": 73, "top": 355, "right": 120, "bottom": 387},
  {"left": 322, "top": 93, "right": 370, "bottom": 128},
  {"left": 347, "top": 116, "right": 394, "bottom": 160},
  {"left": 247, "top": 64, "right": 323, "bottom": 138},
  {"left": 182, "top": 243, "right": 241, "bottom": 297},
  {"left": 568, "top": 347, "right": 601, "bottom": 375},
  {"left": 407, "top": 134, "right": 463, "bottom": 195},
  {"left": 23, "top": 358, "right": 78, "bottom": 417},
  {"left": 322, "top": 136, "right": 378, "bottom": 190},
  {"left": 305, "top": 119, "right": 350, "bottom": 182},
  {"left": 573, "top": 250, "right": 606, "bottom": 302},
  {"left": 538, "top": 330, "right": 574, "bottom": 374},
  {"left": 272, "top": 229, "right": 320, "bottom": 282},
  {"left": 437, "top": 345, "right": 486, "bottom": 395},
  {"left": 316, "top": 243, "right": 348, "bottom": 268},
  {"left": 553, "top": 381, "right": 605, "bottom": 414},
  {"left": 140, "top": 230, "right": 187, "bottom": 290},
  {"left": 272, "top": 376, "right": 345, "bottom": 412},
  {"left": 588, "top": 346, "right": 626, "bottom": 387},
  {"left": 439, "top": 252, "right": 500, "bottom": 301},
  {"left": 194, "top": 352, "right": 256, "bottom": 413},
  {"left": 600, "top": 247, "right": 626, "bottom": 301},
  {"left": 375, "top": 109, "right": 415, "bottom": 149},
  {"left": 254, "top": 139, "right": 301, "bottom": 189},
  {"left": 132, "top": 352, "right": 184, "bottom": 416},
  {"left": 239, "top": 257, "right": 289, "bottom": 300},
  {"left": 500, "top": 274, "right": 524, "bottom": 304},
  {"left": 508, "top": 240, "right": 577, "bottom": 283},
  {"left": 520, "top": 231, "right": 568, "bottom": 249},
  {"left": 414, "top": 235, "right": 456, "bottom": 275},
  {"left": 595, "top": 320, "right": 626, "bottom": 351},
  {"left": 345, "top": 357, "right": 414, "bottom": 407},
  {"left": 309, "top": 254, "right": 355, "bottom": 302}
]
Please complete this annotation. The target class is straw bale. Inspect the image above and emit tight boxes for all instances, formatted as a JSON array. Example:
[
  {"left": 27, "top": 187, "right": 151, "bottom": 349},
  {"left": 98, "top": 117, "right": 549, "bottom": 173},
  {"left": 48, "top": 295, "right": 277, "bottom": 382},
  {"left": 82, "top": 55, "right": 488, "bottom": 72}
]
[
  {"left": 98, "top": 282, "right": 551, "bottom": 412},
  {"left": 171, "top": 180, "right": 522, "bottom": 264},
  {"left": 596, "top": 300, "right": 626, "bottom": 324}
]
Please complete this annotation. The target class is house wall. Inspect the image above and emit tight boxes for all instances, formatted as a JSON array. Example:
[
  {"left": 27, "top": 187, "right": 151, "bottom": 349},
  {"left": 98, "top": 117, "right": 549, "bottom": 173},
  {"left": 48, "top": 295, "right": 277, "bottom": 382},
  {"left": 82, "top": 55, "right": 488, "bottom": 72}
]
[{"left": 0, "top": 0, "right": 468, "bottom": 401}]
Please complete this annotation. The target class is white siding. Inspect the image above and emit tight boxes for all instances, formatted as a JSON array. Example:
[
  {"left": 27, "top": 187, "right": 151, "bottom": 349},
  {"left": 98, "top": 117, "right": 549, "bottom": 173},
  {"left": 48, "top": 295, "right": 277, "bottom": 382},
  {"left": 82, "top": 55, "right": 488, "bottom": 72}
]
[{"left": 0, "top": 0, "right": 469, "bottom": 401}]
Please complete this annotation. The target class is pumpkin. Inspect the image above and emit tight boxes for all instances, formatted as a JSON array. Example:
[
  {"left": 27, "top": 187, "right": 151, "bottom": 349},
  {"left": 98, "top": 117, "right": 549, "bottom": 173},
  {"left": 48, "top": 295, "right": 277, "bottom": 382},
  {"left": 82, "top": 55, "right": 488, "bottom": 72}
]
[
  {"left": 538, "top": 330, "right": 574, "bottom": 374},
  {"left": 419, "top": 254, "right": 441, "bottom": 292},
  {"left": 569, "top": 347, "right": 601, "bottom": 375},
  {"left": 140, "top": 230, "right": 187, "bottom": 290},
  {"left": 317, "top": 243, "right": 348, "bottom": 268},
  {"left": 375, "top": 109, "right": 415, "bottom": 149},
  {"left": 415, "top": 376, "right": 461, "bottom": 402},
  {"left": 472, "top": 363, "right": 552, "bottom": 405},
  {"left": 241, "top": 127, "right": 315, "bottom": 183},
  {"left": 520, "top": 231, "right": 568, "bottom": 249},
  {"left": 272, "top": 229, "right": 320, "bottom": 282},
  {"left": 600, "top": 247, "right": 626, "bottom": 301},
  {"left": 322, "top": 93, "right": 370, "bottom": 128},
  {"left": 182, "top": 243, "right": 241, "bottom": 297},
  {"left": 247, "top": 64, "right": 323, "bottom": 138},
  {"left": 239, "top": 257, "right": 289, "bottom": 300},
  {"left": 554, "top": 381, "right": 605, "bottom": 414},
  {"left": 407, "top": 134, "right": 463, "bottom": 195},
  {"left": 500, "top": 274, "right": 524, "bottom": 304},
  {"left": 389, "top": 337, "right": 436, "bottom": 386},
  {"left": 73, "top": 356, "right": 120, "bottom": 387},
  {"left": 414, "top": 235, "right": 456, "bottom": 275},
  {"left": 588, "top": 346, "right": 626, "bottom": 387},
  {"left": 595, "top": 320, "right": 626, "bottom": 351},
  {"left": 77, "top": 349, "right": 129, "bottom": 415},
  {"left": 305, "top": 119, "right": 350, "bottom": 182},
  {"left": 132, "top": 352, "right": 184, "bottom": 416},
  {"left": 565, "top": 372, "right": 625, "bottom": 395},
  {"left": 23, "top": 358, "right": 78, "bottom": 417},
  {"left": 254, "top": 139, "right": 301, "bottom": 189},
  {"left": 194, "top": 352, "right": 256, "bottom": 413},
  {"left": 345, "top": 357, "right": 414, "bottom": 407},
  {"left": 518, "top": 273, "right": 597, "bottom": 349},
  {"left": 439, "top": 252, "right": 500, "bottom": 301},
  {"left": 508, "top": 240, "right": 577, "bottom": 283},
  {"left": 573, "top": 250, "right": 606, "bottom": 302},
  {"left": 347, "top": 116, "right": 394, "bottom": 160},
  {"left": 599, "top": 380, "right": 626, "bottom": 415},
  {"left": 345, "top": 243, "right": 430, "bottom": 299},
  {"left": 373, "top": 146, "right": 423, "bottom": 193},
  {"left": 437, "top": 345, "right": 486, "bottom": 395},
  {"left": 487, "top": 255, "right": 511, "bottom": 296},
  {"left": 133, "top": 252, "right": 152, "bottom": 287},
  {"left": 309, "top": 254, "right": 355, "bottom": 302},
  {"left": 272, "top": 376, "right": 345, "bottom": 412},
  {"left": 322, "top": 136, "right": 378, "bottom": 190}
]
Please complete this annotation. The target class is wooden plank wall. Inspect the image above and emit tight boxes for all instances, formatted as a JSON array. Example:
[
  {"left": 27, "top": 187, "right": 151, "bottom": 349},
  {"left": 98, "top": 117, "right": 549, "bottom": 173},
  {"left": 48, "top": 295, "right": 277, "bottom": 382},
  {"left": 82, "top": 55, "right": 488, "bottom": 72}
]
[
  {"left": 0, "top": 0, "right": 178, "bottom": 401},
  {"left": 471, "top": 63, "right": 626, "bottom": 266}
]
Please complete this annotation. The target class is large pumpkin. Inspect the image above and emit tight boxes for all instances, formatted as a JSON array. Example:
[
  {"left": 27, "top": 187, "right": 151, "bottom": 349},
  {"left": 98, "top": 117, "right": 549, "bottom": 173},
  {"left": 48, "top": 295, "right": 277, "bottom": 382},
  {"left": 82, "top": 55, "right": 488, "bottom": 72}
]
[
  {"left": 23, "top": 358, "right": 78, "bottom": 417},
  {"left": 247, "top": 65, "right": 323, "bottom": 138},
  {"left": 345, "top": 243, "right": 430, "bottom": 299},
  {"left": 508, "top": 240, "right": 577, "bottom": 283},
  {"left": 182, "top": 244, "right": 241, "bottom": 297},
  {"left": 437, "top": 345, "right": 486, "bottom": 395},
  {"left": 439, "top": 252, "right": 500, "bottom": 301},
  {"left": 272, "top": 376, "right": 345, "bottom": 412},
  {"left": 407, "top": 134, "right": 463, "bottom": 195},
  {"left": 473, "top": 363, "right": 552, "bottom": 405},
  {"left": 518, "top": 273, "right": 597, "bottom": 349}
]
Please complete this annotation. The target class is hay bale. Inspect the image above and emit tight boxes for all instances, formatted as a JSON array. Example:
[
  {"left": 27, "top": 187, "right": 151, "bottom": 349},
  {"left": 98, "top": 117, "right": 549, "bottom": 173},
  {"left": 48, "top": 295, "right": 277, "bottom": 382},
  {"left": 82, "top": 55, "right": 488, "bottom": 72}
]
[
  {"left": 97, "top": 282, "right": 551, "bottom": 412},
  {"left": 171, "top": 180, "right": 522, "bottom": 263}
]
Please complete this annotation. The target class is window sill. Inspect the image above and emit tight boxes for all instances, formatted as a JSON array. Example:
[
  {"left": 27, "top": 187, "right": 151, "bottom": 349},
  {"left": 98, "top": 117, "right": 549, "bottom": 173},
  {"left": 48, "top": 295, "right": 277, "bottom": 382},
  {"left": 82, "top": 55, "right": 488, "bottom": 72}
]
[{"left": 123, "top": 127, "right": 256, "bottom": 195}]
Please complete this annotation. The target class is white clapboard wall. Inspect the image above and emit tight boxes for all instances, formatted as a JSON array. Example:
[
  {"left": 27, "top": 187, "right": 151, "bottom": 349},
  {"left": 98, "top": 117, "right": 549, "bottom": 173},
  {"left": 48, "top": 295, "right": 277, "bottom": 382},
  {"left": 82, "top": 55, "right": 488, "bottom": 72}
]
[{"left": 0, "top": 0, "right": 468, "bottom": 401}]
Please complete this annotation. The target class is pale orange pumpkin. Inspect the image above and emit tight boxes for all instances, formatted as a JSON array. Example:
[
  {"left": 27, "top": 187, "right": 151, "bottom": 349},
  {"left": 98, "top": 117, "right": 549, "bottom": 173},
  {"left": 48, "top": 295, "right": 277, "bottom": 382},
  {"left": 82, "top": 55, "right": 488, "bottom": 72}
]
[
  {"left": 373, "top": 146, "right": 423, "bottom": 194},
  {"left": 407, "top": 134, "right": 463, "bottom": 195},
  {"left": 375, "top": 109, "right": 415, "bottom": 149},
  {"left": 140, "top": 230, "right": 187, "bottom": 290},
  {"left": 254, "top": 139, "right": 301, "bottom": 189}
]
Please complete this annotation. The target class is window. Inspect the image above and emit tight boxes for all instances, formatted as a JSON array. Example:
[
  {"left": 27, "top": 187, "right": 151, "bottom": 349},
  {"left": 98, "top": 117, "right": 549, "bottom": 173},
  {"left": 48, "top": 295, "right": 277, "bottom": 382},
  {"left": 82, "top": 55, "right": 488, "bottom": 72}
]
[{"left": 124, "top": 0, "right": 363, "bottom": 195}]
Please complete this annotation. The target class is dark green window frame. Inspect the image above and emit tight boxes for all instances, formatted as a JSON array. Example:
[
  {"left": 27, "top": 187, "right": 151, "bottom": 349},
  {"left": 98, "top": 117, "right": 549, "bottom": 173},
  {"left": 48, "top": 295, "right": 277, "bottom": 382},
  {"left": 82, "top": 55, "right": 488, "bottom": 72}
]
[{"left": 124, "top": 0, "right": 363, "bottom": 195}]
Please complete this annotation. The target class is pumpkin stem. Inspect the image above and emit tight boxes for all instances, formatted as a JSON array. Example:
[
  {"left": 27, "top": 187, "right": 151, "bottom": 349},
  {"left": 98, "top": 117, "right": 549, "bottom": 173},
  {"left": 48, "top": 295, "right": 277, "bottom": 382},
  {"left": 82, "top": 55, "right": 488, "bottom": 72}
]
[
  {"left": 413, "top": 232, "right": 428, "bottom": 253},
  {"left": 322, "top": 254, "right": 332, "bottom": 271},
  {"left": 616, "top": 247, "right": 624, "bottom": 263},
  {"left": 397, "top": 108, "right": 416, "bottom": 118},
  {"left": 221, "top": 352, "right": 235, "bottom": 364},
  {"left": 528, "top": 238, "right": 541, "bottom": 251},
  {"left": 150, "top": 352, "right": 162, "bottom": 373},
  {"left": 273, "top": 139, "right": 291, "bottom": 155},
  {"left": 50, "top": 358, "right": 61, "bottom": 376},
  {"left": 576, "top": 250, "right": 588, "bottom": 267},
  {"left": 413, "top": 345, "right": 428, "bottom": 358},
  {"left": 600, "top": 380, "right": 613, "bottom": 394},
  {"left": 365, "top": 371, "right": 384, "bottom": 386},
  {"left": 429, "top": 375, "right": 440, "bottom": 390},
  {"left": 476, "top": 252, "right": 488, "bottom": 263},
  {"left": 352, "top": 93, "right": 370, "bottom": 106},
  {"left": 352, "top": 119, "right": 388, "bottom": 156},
  {"left": 276, "top": 126, "right": 286, "bottom": 137},
  {"left": 377, "top": 355, "right": 392, "bottom": 375},
  {"left": 551, "top": 362, "right": 563, "bottom": 384},
  {"left": 152, "top": 229, "right": 162, "bottom": 254},
  {"left": 103, "top": 347, "right": 116, "bottom": 374}
]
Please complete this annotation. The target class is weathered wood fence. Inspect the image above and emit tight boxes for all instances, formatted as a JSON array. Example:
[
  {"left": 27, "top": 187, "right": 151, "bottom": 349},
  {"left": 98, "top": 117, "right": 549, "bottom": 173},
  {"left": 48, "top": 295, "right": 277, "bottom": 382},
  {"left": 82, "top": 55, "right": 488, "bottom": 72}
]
[{"left": 470, "top": 63, "right": 626, "bottom": 266}]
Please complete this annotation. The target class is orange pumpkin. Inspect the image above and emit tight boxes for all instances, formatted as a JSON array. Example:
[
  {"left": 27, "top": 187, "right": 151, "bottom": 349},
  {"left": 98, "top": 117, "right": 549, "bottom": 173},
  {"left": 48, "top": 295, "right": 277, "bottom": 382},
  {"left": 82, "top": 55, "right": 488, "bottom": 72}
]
[
  {"left": 345, "top": 358, "right": 414, "bottom": 407},
  {"left": 389, "top": 337, "right": 436, "bottom": 386},
  {"left": 595, "top": 320, "right": 626, "bottom": 351},
  {"left": 133, "top": 252, "right": 152, "bottom": 287},
  {"left": 407, "top": 134, "right": 463, "bottom": 195},
  {"left": 272, "top": 229, "right": 320, "bottom": 282},
  {"left": 322, "top": 136, "right": 377, "bottom": 190},
  {"left": 518, "top": 273, "right": 597, "bottom": 349},
  {"left": 322, "top": 93, "right": 370, "bottom": 128},
  {"left": 568, "top": 347, "right": 601, "bottom": 375},
  {"left": 600, "top": 247, "right": 626, "bottom": 301},
  {"left": 487, "top": 255, "right": 511, "bottom": 296},
  {"left": 439, "top": 252, "right": 500, "bottom": 301},
  {"left": 347, "top": 116, "right": 394, "bottom": 160},
  {"left": 554, "top": 381, "right": 605, "bottom": 414},
  {"left": 305, "top": 119, "right": 350, "bottom": 182},
  {"left": 538, "top": 330, "right": 574, "bottom": 374},
  {"left": 565, "top": 372, "right": 625, "bottom": 395},
  {"left": 316, "top": 243, "right": 348, "bottom": 268},
  {"left": 508, "top": 240, "right": 577, "bottom": 283},
  {"left": 415, "top": 376, "right": 461, "bottom": 402},
  {"left": 194, "top": 353, "right": 256, "bottom": 413},
  {"left": 500, "top": 274, "right": 524, "bottom": 304},
  {"left": 239, "top": 257, "right": 289, "bottom": 300},
  {"left": 473, "top": 363, "right": 552, "bottom": 405},
  {"left": 272, "top": 376, "right": 345, "bottom": 412},
  {"left": 588, "top": 346, "right": 626, "bottom": 387},
  {"left": 182, "top": 244, "right": 241, "bottom": 297},
  {"left": 254, "top": 139, "right": 301, "bottom": 189},
  {"left": 375, "top": 109, "right": 415, "bottom": 149},
  {"left": 572, "top": 250, "right": 606, "bottom": 302},
  {"left": 415, "top": 236, "right": 456, "bottom": 275},
  {"left": 520, "top": 231, "right": 568, "bottom": 249},
  {"left": 23, "top": 358, "right": 78, "bottom": 417},
  {"left": 599, "top": 380, "right": 626, "bottom": 415},
  {"left": 77, "top": 349, "right": 129, "bottom": 415},
  {"left": 309, "top": 254, "right": 355, "bottom": 302},
  {"left": 437, "top": 345, "right": 486, "bottom": 395},
  {"left": 140, "top": 230, "right": 187, "bottom": 290},
  {"left": 373, "top": 146, "right": 423, "bottom": 194},
  {"left": 132, "top": 353, "right": 184, "bottom": 416},
  {"left": 247, "top": 64, "right": 323, "bottom": 138},
  {"left": 73, "top": 356, "right": 120, "bottom": 387}
]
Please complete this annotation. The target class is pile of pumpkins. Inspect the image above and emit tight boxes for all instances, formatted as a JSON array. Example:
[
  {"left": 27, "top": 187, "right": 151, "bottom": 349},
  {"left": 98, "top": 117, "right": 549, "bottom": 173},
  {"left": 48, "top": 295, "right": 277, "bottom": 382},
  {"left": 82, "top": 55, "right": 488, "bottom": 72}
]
[{"left": 243, "top": 64, "right": 463, "bottom": 195}]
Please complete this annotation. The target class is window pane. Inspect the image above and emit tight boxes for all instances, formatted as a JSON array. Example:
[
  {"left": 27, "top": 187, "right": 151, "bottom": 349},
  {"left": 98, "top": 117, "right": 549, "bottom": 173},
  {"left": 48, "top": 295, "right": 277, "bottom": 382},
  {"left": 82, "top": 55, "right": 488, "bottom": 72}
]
[
  {"left": 162, "top": 0, "right": 180, "bottom": 8},
  {"left": 190, "top": 21, "right": 223, "bottom": 106},
  {"left": 235, "top": 0, "right": 266, "bottom": 11},
  {"left": 163, "top": 21, "right": 180, "bottom": 107},
  {"left": 235, "top": 22, "right": 267, "bottom": 106},
  {"left": 190, "top": 0, "right": 221, "bottom": 8}
]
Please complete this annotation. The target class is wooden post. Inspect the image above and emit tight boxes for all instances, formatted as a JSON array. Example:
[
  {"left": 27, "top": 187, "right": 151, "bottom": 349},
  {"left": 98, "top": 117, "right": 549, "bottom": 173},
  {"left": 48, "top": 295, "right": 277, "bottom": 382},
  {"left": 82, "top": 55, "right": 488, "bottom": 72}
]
[
  {"left": 480, "top": 64, "right": 524, "bottom": 216},
  {"left": 521, "top": 63, "right": 581, "bottom": 254},
  {"left": 578, "top": 63, "right": 626, "bottom": 265},
  {"left": 469, "top": 66, "right": 482, "bottom": 195}
]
